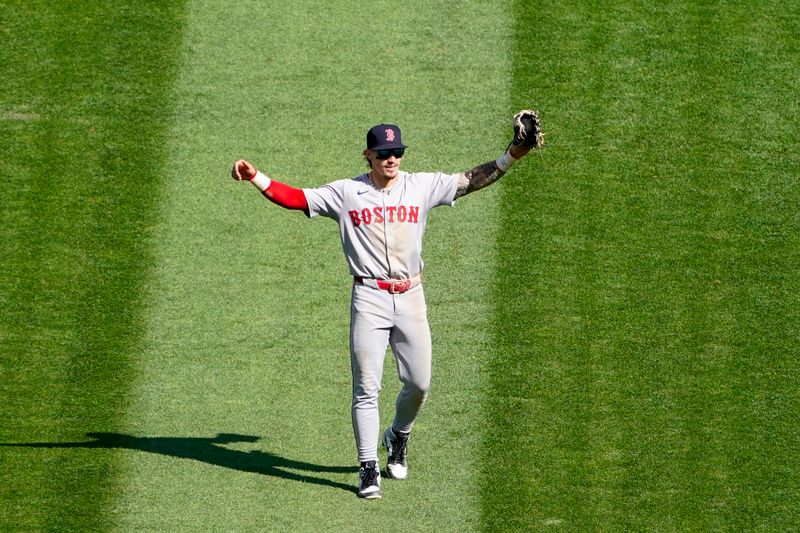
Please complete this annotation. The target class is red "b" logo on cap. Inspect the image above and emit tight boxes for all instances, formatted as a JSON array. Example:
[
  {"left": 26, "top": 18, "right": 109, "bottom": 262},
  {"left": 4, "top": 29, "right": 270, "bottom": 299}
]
[{"left": 386, "top": 129, "right": 395, "bottom": 142}]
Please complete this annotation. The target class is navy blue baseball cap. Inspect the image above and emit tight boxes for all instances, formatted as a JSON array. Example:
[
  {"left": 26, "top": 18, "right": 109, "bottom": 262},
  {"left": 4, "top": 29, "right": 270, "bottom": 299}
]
[{"left": 366, "top": 123, "right": 406, "bottom": 150}]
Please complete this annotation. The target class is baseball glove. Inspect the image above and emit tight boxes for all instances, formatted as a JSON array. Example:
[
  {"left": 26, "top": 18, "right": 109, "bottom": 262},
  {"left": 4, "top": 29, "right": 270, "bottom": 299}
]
[{"left": 512, "top": 109, "right": 544, "bottom": 149}]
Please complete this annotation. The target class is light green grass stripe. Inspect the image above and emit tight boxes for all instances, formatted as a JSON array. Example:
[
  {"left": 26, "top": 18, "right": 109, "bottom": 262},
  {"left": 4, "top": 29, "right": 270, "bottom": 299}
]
[
  {"left": 0, "top": 2, "right": 187, "bottom": 531},
  {"left": 116, "top": 1, "right": 511, "bottom": 531}
]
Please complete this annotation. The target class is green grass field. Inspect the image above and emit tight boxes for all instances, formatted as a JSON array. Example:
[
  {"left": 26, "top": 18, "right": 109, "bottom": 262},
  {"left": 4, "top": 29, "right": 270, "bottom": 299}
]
[{"left": 1, "top": 1, "right": 798, "bottom": 531}]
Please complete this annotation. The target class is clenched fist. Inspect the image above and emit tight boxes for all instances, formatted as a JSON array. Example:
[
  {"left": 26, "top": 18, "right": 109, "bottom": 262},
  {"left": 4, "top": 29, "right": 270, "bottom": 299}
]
[{"left": 231, "top": 159, "right": 256, "bottom": 181}]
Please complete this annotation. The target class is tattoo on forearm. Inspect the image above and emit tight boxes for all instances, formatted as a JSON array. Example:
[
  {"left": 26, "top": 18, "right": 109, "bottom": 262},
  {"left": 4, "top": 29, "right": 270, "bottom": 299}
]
[{"left": 455, "top": 161, "right": 506, "bottom": 198}]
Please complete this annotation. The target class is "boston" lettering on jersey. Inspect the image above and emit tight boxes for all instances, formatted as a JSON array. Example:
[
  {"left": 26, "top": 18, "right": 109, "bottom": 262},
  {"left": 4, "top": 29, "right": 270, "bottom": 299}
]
[{"left": 348, "top": 205, "right": 420, "bottom": 227}]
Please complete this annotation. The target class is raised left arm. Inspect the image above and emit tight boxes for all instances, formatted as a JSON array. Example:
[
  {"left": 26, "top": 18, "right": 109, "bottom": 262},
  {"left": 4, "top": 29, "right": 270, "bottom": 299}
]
[
  {"left": 454, "top": 110, "right": 542, "bottom": 199},
  {"left": 455, "top": 144, "right": 533, "bottom": 199},
  {"left": 455, "top": 160, "right": 505, "bottom": 198}
]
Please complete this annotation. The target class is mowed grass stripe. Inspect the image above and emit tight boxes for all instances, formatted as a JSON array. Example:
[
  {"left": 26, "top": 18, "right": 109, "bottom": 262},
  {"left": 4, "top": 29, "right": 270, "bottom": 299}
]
[
  {"left": 116, "top": 1, "right": 511, "bottom": 530},
  {"left": 484, "top": 1, "right": 799, "bottom": 530},
  {"left": 0, "top": 3, "right": 187, "bottom": 531},
  {"left": 692, "top": 7, "right": 800, "bottom": 529}
]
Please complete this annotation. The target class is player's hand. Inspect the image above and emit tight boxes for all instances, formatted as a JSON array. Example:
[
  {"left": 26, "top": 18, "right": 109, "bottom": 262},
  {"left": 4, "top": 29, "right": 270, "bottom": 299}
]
[
  {"left": 508, "top": 144, "right": 532, "bottom": 160},
  {"left": 508, "top": 110, "right": 543, "bottom": 160},
  {"left": 231, "top": 159, "right": 257, "bottom": 181}
]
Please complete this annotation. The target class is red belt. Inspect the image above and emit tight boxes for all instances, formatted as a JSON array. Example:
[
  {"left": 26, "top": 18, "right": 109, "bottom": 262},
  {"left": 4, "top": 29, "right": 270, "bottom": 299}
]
[{"left": 354, "top": 273, "right": 423, "bottom": 294}]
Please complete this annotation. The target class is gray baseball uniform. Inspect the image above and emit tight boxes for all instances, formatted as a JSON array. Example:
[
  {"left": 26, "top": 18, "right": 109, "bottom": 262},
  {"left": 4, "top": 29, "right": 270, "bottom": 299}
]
[{"left": 303, "top": 170, "right": 459, "bottom": 462}]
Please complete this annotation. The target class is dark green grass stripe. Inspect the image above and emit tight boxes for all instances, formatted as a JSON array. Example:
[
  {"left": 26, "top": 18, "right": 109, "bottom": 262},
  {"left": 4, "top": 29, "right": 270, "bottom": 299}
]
[
  {"left": 483, "top": 2, "right": 799, "bottom": 531},
  {"left": 689, "top": 7, "right": 800, "bottom": 529},
  {"left": 0, "top": 3, "right": 187, "bottom": 530}
]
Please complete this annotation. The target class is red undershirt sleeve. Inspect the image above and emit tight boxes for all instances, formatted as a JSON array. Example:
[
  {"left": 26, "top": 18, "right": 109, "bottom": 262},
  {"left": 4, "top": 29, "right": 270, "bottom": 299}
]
[{"left": 262, "top": 180, "right": 309, "bottom": 212}]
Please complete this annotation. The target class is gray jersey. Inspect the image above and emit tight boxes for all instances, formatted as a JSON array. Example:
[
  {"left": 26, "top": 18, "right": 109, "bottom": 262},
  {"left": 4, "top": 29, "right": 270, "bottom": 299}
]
[{"left": 303, "top": 171, "right": 459, "bottom": 279}]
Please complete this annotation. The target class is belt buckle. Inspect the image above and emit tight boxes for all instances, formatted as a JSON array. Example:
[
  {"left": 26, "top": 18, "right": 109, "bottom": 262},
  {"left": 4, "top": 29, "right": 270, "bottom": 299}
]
[{"left": 389, "top": 279, "right": 411, "bottom": 294}]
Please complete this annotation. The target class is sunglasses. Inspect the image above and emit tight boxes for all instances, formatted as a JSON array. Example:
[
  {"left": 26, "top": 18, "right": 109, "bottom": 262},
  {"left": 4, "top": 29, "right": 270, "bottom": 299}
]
[{"left": 374, "top": 147, "right": 405, "bottom": 160}]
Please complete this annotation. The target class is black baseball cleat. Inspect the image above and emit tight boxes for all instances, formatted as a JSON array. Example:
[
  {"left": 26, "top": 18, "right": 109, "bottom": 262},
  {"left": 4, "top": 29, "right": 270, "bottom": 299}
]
[
  {"left": 357, "top": 460, "right": 382, "bottom": 499},
  {"left": 382, "top": 427, "right": 409, "bottom": 480}
]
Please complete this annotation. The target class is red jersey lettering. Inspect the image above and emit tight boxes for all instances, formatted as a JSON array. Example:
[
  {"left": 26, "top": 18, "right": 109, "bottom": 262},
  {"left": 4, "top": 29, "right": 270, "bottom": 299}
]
[{"left": 350, "top": 205, "right": 420, "bottom": 227}]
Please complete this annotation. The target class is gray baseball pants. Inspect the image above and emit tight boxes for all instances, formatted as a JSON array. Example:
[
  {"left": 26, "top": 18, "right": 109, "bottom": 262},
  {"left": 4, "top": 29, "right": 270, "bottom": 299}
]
[{"left": 349, "top": 281, "right": 432, "bottom": 463}]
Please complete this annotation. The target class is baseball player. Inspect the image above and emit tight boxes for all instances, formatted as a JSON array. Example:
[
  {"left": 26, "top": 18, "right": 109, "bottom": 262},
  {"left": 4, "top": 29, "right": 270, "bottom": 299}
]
[{"left": 230, "top": 111, "right": 543, "bottom": 499}]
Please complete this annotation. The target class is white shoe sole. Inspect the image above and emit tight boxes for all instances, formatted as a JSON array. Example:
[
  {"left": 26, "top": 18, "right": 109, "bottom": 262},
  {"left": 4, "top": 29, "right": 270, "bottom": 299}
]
[
  {"left": 358, "top": 489, "right": 382, "bottom": 499},
  {"left": 386, "top": 463, "right": 407, "bottom": 480},
  {"left": 382, "top": 428, "right": 408, "bottom": 480}
]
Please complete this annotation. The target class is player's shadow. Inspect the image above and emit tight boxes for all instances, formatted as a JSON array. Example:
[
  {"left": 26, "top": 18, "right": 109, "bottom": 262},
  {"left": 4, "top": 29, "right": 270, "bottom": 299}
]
[{"left": 1, "top": 432, "right": 356, "bottom": 494}]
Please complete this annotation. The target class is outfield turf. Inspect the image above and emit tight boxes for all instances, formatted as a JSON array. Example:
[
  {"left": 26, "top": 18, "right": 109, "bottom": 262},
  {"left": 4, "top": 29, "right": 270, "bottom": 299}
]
[
  {"left": 483, "top": 2, "right": 800, "bottom": 530},
  {"left": 2, "top": 1, "right": 799, "bottom": 531},
  {"left": 1, "top": 2, "right": 187, "bottom": 531}
]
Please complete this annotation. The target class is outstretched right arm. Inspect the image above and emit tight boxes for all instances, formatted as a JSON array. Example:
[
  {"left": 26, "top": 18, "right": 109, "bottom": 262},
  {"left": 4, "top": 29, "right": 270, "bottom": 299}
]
[{"left": 231, "top": 159, "right": 309, "bottom": 213}]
